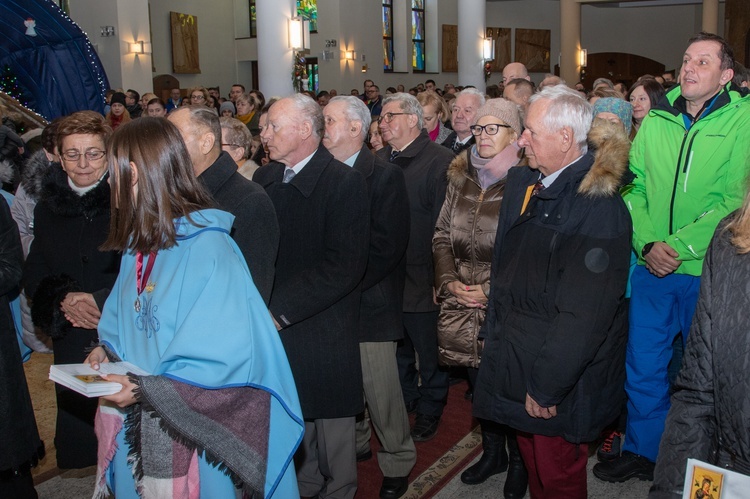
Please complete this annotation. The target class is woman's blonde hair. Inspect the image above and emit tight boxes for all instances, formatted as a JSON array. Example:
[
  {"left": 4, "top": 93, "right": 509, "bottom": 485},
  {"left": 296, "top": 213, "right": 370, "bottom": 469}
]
[
  {"left": 726, "top": 180, "right": 750, "bottom": 253},
  {"left": 417, "top": 90, "right": 451, "bottom": 124}
]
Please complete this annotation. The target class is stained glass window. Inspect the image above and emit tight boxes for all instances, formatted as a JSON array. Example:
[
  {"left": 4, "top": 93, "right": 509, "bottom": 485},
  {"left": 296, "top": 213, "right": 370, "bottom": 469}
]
[
  {"left": 412, "top": 0, "right": 425, "bottom": 72},
  {"left": 383, "top": 0, "right": 394, "bottom": 72},
  {"left": 249, "top": 0, "right": 256, "bottom": 38},
  {"left": 297, "top": 0, "right": 318, "bottom": 33}
]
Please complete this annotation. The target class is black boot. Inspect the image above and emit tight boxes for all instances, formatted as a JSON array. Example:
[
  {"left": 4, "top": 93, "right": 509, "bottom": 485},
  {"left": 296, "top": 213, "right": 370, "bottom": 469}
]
[
  {"left": 461, "top": 426, "right": 508, "bottom": 485},
  {"left": 503, "top": 431, "right": 528, "bottom": 499}
]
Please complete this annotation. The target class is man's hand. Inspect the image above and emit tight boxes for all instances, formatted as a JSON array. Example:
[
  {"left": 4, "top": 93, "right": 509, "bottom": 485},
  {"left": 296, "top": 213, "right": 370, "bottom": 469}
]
[
  {"left": 525, "top": 393, "right": 557, "bottom": 419},
  {"left": 61, "top": 292, "right": 101, "bottom": 329},
  {"left": 644, "top": 242, "right": 680, "bottom": 277},
  {"left": 446, "top": 281, "right": 487, "bottom": 308}
]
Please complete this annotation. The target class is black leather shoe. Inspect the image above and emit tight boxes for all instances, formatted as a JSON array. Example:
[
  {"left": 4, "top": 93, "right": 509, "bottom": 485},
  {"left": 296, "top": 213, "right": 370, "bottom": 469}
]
[
  {"left": 379, "top": 476, "right": 408, "bottom": 498},
  {"left": 356, "top": 449, "right": 372, "bottom": 462},
  {"left": 411, "top": 414, "right": 440, "bottom": 442},
  {"left": 404, "top": 400, "right": 418, "bottom": 415},
  {"left": 592, "top": 451, "right": 655, "bottom": 483}
]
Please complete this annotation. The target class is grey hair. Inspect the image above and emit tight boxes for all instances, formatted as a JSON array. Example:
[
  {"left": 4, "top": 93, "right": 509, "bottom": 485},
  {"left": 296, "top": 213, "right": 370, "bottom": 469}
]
[
  {"left": 329, "top": 96, "right": 371, "bottom": 139},
  {"left": 455, "top": 87, "right": 486, "bottom": 108},
  {"left": 220, "top": 117, "right": 252, "bottom": 159},
  {"left": 183, "top": 105, "right": 221, "bottom": 144},
  {"left": 593, "top": 77, "right": 614, "bottom": 89},
  {"left": 382, "top": 93, "right": 424, "bottom": 129},
  {"left": 281, "top": 93, "right": 325, "bottom": 139},
  {"left": 528, "top": 86, "right": 592, "bottom": 154}
]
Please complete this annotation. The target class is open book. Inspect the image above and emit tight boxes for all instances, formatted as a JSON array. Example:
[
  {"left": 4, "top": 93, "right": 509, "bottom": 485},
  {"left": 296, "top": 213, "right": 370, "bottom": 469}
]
[{"left": 49, "top": 362, "right": 149, "bottom": 398}]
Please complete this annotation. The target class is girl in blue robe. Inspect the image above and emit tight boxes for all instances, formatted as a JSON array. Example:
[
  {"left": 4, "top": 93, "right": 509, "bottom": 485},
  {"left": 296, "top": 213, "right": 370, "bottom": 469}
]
[{"left": 85, "top": 117, "right": 303, "bottom": 498}]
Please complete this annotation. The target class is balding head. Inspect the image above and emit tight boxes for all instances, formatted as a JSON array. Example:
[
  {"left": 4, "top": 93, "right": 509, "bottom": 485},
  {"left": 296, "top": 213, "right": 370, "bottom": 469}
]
[
  {"left": 167, "top": 106, "right": 221, "bottom": 176},
  {"left": 502, "top": 62, "right": 530, "bottom": 85}
]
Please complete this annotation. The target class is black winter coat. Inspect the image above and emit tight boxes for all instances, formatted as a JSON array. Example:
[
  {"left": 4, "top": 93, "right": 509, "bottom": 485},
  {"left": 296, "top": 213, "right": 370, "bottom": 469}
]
[
  {"left": 353, "top": 145, "right": 410, "bottom": 343},
  {"left": 199, "top": 151, "right": 279, "bottom": 305},
  {"left": 473, "top": 122, "right": 632, "bottom": 443},
  {"left": 22, "top": 167, "right": 120, "bottom": 469},
  {"left": 650, "top": 218, "right": 750, "bottom": 498},
  {"left": 254, "top": 146, "right": 370, "bottom": 419},
  {"left": 378, "top": 129, "right": 454, "bottom": 312},
  {"left": 0, "top": 196, "right": 44, "bottom": 474}
]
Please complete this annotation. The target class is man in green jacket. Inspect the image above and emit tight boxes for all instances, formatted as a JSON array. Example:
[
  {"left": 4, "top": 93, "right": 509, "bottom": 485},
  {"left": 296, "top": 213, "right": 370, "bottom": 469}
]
[{"left": 594, "top": 32, "right": 750, "bottom": 483}]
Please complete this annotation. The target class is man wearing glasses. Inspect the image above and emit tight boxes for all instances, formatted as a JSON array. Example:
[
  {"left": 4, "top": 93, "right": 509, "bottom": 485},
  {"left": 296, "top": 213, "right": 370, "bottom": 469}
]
[
  {"left": 377, "top": 93, "right": 454, "bottom": 442},
  {"left": 366, "top": 85, "right": 383, "bottom": 117}
]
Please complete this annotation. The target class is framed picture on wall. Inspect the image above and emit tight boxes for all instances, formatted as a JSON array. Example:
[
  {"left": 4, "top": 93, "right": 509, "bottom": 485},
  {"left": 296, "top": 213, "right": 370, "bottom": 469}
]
[
  {"left": 170, "top": 11, "right": 201, "bottom": 74},
  {"left": 487, "top": 27, "right": 511, "bottom": 73},
  {"left": 515, "top": 28, "right": 551, "bottom": 73}
]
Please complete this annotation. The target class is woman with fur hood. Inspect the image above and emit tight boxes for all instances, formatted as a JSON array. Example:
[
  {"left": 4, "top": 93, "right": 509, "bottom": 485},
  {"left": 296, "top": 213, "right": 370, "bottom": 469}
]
[
  {"left": 21, "top": 111, "right": 121, "bottom": 469},
  {"left": 432, "top": 98, "right": 529, "bottom": 497},
  {"left": 8, "top": 119, "right": 63, "bottom": 355}
]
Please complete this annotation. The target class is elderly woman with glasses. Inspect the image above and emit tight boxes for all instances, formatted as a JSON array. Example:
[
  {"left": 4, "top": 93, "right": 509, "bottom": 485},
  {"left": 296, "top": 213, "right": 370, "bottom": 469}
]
[
  {"left": 433, "top": 98, "right": 529, "bottom": 497},
  {"left": 22, "top": 111, "right": 122, "bottom": 470}
]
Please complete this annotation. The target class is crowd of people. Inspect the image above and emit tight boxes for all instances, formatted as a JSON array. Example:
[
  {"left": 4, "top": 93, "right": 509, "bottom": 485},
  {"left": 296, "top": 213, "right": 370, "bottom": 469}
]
[{"left": 2, "top": 30, "right": 750, "bottom": 499}]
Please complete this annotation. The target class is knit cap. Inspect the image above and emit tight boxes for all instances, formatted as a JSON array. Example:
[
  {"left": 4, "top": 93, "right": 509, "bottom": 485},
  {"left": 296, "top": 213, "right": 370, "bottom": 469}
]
[
  {"left": 110, "top": 92, "right": 126, "bottom": 107},
  {"left": 220, "top": 101, "right": 236, "bottom": 116},
  {"left": 592, "top": 97, "right": 633, "bottom": 135},
  {"left": 473, "top": 98, "right": 522, "bottom": 136}
]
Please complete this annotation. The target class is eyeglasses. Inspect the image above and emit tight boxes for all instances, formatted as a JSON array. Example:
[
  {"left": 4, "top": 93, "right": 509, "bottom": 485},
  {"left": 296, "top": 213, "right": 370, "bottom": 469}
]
[
  {"left": 62, "top": 149, "right": 106, "bottom": 162},
  {"left": 470, "top": 123, "right": 512, "bottom": 136},
  {"left": 377, "top": 112, "right": 411, "bottom": 124},
  {"left": 191, "top": 95, "right": 205, "bottom": 101}
]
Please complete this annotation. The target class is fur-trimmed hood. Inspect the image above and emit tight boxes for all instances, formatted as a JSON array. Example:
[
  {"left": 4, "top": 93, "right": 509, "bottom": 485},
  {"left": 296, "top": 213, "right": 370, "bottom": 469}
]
[
  {"left": 579, "top": 117, "right": 631, "bottom": 197},
  {"left": 39, "top": 166, "right": 111, "bottom": 219},
  {"left": 21, "top": 149, "right": 57, "bottom": 201}
]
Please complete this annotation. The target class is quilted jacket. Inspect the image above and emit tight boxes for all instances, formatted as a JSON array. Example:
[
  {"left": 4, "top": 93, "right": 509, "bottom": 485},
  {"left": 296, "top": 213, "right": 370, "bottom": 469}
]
[{"left": 650, "top": 216, "right": 750, "bottom": 498}]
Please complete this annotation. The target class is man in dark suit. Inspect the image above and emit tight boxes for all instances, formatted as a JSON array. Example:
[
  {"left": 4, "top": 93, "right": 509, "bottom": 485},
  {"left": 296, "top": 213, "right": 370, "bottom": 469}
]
[
  {"left": 168, "top": 106, "right": 278, "bottom": 304},
  {"left": 377, "top": 93, "right": 454, "bottom": 442},
  {"left": 440, "top": 88, "right": 485, "bottom": 154},
  {"left": 254, "top": 95, "right": 370, "bottom": 499},
  {"left": 323, "top": 96, "right": 415, "bottom": 499}
]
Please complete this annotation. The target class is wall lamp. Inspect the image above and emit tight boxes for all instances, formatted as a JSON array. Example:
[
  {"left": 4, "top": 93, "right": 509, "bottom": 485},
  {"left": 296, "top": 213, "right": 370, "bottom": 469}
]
[
  {"left": 579, "top": 48, "right": 588, "bottom": 68},
  {"left": 129, "top": 40, "right": 151, "bottom": 54},
  {"left": 483, "top": 28, "right": 495, "bottom": 61},
  {"left": 344, "top": 50, "right": 356, "bottom": 61},
  {"left": 290, "top": 16, "right": 310, "bottom": 51}
]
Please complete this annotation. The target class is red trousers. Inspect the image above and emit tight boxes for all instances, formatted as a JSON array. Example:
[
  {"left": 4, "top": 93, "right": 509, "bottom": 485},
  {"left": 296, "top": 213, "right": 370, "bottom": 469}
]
[{"left": 516, "top": 431, "right": 588, "bottom": 499}]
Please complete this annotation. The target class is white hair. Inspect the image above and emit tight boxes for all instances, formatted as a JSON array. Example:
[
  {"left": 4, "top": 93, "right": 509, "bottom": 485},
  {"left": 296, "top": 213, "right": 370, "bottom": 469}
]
[
  {"left": 529, "top": 86, "right": 592, "bottom": 153},
  {"left": 283, "top": 93, "right": 325, "bottom": 139},
  {"left": 329, "top": 96, "right": 371, "bottom": 139},
  {"left": 455, "top": 87, "right": 486, "bottom": 108}
]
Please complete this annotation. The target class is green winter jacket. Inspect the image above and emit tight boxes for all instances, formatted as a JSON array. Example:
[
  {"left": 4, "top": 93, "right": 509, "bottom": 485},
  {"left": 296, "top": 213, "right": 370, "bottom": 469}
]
[{"left": 623, "top": 83, "right": 750, "bottom": 276}]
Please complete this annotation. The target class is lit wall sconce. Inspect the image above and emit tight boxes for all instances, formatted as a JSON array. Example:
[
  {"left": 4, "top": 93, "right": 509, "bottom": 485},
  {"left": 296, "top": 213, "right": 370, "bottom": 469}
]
[
  {"left": 344, "top": 50, "right": 356, "bottom": 61},
  {"left": 289, "top": 16, "right": 310, "bottom": 51},
  {"left": 579, "top": 48, "right": 588, "bottom": 68},
  {"left": 483, "top": 28, "right": 495, "bottom": 61},
  {"left": 129, "top": 41, "right": 151, "bottom": 54},
  {"left": 361, "top": 64, "right": 368, "bottom": 73}
]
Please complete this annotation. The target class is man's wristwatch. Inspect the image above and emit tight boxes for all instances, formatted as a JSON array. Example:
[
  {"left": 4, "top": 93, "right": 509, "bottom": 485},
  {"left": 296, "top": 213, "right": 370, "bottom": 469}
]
[{"left": 642, "top": 242, "right": 656, "bottom": 258}]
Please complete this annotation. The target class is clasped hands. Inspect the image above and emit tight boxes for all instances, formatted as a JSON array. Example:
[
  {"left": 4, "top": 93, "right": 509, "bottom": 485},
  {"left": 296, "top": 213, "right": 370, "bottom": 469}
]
[
  {"left": 61, "top": 292, "right": 101, "bottom": 329},
  {"left": 644, "top": 242, "right": 680, "bottom": 278},
  {"left": 446, "top": 281, "right": 487, "bottom": 308}
]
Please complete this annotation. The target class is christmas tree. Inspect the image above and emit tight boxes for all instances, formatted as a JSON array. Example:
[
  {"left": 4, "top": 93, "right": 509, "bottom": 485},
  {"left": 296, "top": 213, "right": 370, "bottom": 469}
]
[{"left": 0, "top": 65, "right": 30, "bottom": 108}]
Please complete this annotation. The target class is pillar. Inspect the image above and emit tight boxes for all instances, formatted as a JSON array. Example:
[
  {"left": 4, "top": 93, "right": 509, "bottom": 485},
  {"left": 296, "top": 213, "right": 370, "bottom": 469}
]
[
  {"left": 257, "top": 0, "right": 295, "bottom": 97},
  {"left": 702, "top": 0, "right": 720, "bottom": 34},
  {"left": 457, "top": 0, "right": 485, "bottom": 90},
  {"left": 560, "top": 0, "right": 581, "bottom": 87}
]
